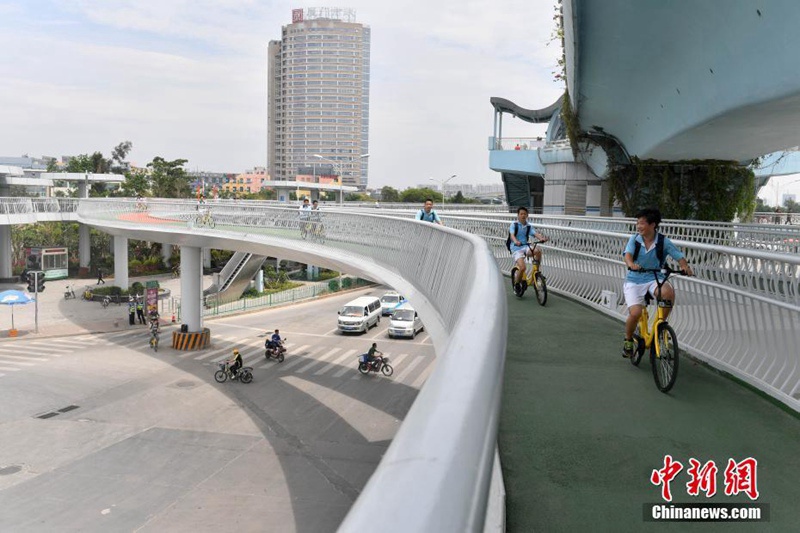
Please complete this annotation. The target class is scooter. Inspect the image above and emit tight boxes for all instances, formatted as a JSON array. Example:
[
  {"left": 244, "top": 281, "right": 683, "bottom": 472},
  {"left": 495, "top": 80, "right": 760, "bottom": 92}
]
[
  {"left": 264, "top": 338, "right": 287, "bottom": 363},
  {"left": 64, "top": 285, "right": 76, "bottom": 300}
]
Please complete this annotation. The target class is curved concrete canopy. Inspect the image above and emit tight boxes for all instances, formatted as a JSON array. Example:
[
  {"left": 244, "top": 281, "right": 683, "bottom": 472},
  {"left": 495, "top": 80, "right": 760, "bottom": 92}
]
[
  {"left": 569, "top": 0, "right": 800, "bottom": 161},
  {"left": 490, "top": 95, "right": 563, "bottom": 124}
]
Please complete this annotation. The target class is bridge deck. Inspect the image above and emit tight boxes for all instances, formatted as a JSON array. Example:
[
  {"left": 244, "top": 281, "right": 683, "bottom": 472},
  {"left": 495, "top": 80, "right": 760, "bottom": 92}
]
[{"left": 500, "top": 287, "right": 800, "bottom": 531}]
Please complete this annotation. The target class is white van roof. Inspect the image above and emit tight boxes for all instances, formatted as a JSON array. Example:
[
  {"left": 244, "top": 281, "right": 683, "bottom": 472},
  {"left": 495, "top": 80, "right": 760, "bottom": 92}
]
[
  {"left": 344, "top": 296, "right": 381, "bottom": 307},
  {"left": 394, "top": 302, "right": 414, "bottom": 312}
]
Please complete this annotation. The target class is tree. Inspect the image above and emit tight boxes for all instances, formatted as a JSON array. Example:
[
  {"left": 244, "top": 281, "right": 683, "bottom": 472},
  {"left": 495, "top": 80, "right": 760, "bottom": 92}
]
[
  {"left": 109, "top": 141, "right": 133, "bottom": 174},
  {"left": 400, "top": 187, "right": 439, "bottom": 203},
  {"left": 46, "top": 158, "right": 59, "bottom": 172},
  {"left": 381, "top": 186, "right": 400, "bottom": 202},
  {"left": 148, "top": 157, "right": 190, "bottom": 198},
  {"left": 120, "top": 168, "right": 150, "bottom": 197},
  {"left": 345, "top": 192, "right": 372, "bottom": 201}
]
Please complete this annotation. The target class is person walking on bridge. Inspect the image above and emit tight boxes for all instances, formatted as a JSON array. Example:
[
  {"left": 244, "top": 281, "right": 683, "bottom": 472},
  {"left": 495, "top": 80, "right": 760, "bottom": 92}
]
[{"left": 96, "top": 268, "right": 105, "bottom": 285}]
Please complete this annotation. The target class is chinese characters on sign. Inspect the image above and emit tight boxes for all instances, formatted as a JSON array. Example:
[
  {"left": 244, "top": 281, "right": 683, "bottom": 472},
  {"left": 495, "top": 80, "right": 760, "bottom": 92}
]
[{"left": 651, "top": 456, "right": 759, "bottom": 502}]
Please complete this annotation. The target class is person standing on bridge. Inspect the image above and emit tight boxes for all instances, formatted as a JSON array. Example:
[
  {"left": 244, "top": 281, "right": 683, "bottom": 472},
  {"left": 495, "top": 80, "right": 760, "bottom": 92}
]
[
  {"left": 417, "top": 199, "right": 443, "bottom": 225},
  {"left": 622, "top": 208, "right": 693, "bottom": 358}
]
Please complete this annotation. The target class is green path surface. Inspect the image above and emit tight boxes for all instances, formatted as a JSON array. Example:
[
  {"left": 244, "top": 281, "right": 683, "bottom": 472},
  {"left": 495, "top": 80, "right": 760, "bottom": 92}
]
[{"left": 499, "top": 287, "right": 800, "bottom": 532}]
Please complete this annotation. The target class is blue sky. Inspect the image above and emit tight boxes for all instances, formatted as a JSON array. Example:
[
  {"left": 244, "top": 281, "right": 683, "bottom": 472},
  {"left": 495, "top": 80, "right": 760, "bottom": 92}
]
[{"left": 0, "top": 0, "right": 562, "bottom": 188}]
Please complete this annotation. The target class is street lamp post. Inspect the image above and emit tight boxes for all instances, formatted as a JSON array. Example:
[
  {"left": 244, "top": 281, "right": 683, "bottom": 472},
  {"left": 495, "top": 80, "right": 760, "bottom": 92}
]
[
  {"left": 429, "top": 174, "right": 457, "bottom": 205},
  {"left": 314, "top": 154, "right": 370, "bottom": 205}
]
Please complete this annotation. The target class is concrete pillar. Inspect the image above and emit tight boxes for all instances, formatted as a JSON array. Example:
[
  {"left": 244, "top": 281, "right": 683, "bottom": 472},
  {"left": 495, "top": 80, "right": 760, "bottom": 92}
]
[
  {"left": 543, "top": 162, "right": 593, "bottom": 215},
  {"left": 113, "top": 236, "right": 129, "bottom": 290},
  {"left": 180, "top": 246, "right": 203, "bottom": 332},
  {"left": 203, "top": 248, "right": 212, "bottom": 270},
  {"left": 306, "top": 264, "right": 313, "bottom": 281},
  {"left": 586, "top": 180, "right": 602, "bottom": 216},
  {"left": 162, "top": 244, "right": 173, "bottom": 268},
  {"left": 0, "top": 225, "right": 12, "bottom": 280},
  {"left": 255, "top": 268, "right": 264, "bottom": 293},
  {"left": 77, "top": 176, "right": 89, "bottom": 199},
  {"left": 79, "top": 223, "right": 91, "bottom": 276}
]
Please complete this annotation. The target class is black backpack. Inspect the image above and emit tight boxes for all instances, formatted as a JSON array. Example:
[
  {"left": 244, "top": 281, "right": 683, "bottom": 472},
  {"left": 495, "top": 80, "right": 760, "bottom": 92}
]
[
  {"left": 632, "top": 233, "right": 665, "bottom": 266},
  {"left": 505, "top": 222, "right": 531, "bottom": 253}
]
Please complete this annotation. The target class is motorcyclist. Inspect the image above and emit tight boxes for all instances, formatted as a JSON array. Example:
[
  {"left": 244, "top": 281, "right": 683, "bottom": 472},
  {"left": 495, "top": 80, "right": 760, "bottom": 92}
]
[
  {"left": 366, "top": 342, "right": 383, "bottom": 367},
  {"left": 266, "top": 329, "right": 283, "bottom": 352},
  {"left": 227, "top": 348, "right": 243, "bottom": 378}
]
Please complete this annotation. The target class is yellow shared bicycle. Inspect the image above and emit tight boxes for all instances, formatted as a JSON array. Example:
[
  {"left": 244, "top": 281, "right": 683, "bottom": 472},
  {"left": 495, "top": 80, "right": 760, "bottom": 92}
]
[
  {"left": 510, "top": 241, "right": 548, "bottom": 305},
  {"left": 629, "top": 265, "right": 688, "bottom": 393}
]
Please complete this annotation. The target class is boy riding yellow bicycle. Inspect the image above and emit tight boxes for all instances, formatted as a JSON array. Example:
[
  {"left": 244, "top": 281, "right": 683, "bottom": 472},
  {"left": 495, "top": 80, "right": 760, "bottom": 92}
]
[{"left": 622, "top": 208, "right": 693, "bottom": 358}]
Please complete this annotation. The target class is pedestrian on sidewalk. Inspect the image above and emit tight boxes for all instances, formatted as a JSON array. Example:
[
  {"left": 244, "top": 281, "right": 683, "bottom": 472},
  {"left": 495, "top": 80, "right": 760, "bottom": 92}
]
[
  {"left": 96, "top": 268, "right": 105, "bottom": 285},
  {"left": 128, "top": 297, "right": 136, "bottom": 326},
  {"left": 136, "top": 297, "right": 146, "bottom": 324}
]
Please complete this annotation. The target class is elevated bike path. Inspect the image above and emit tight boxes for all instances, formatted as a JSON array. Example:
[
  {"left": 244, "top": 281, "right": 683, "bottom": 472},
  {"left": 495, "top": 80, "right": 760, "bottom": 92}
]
[{"left": 500, "top": 287, "right": 800, "bottom": 531}]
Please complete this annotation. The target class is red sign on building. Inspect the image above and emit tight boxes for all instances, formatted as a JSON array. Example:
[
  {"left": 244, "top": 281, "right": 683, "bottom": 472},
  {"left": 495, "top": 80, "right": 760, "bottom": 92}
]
[{"left": 292, "top": 9, "right": 303, "bottom": 23}]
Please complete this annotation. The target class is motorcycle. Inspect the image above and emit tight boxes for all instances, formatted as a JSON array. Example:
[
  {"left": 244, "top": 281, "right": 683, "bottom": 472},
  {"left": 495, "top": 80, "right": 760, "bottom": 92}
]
[
  {"left": 264, "top": 338, "right": 287, "bottom": 363},
  {"left": 214, "top": 361, "right": 253, "bottom": 384},
  {"left": 357, "top": 354, "right": 393, "bottom": 376},
  {"left": 64, "top": 285, "right": 76, "bottom": 300}
]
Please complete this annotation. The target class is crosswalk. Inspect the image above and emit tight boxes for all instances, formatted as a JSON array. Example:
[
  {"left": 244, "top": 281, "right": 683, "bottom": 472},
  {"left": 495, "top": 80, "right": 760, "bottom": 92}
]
[
  {"left": 181, "top": 334, "right": 436, "bottom": 388},
  {"left": 0, "top": 329, "right": 437, "bottom": 389}
]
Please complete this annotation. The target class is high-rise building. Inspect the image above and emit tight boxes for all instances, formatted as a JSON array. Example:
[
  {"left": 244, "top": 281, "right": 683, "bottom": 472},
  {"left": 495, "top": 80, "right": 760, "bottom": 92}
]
[{"left": 268, "top": 7, "right": 371, "bottom": 189}]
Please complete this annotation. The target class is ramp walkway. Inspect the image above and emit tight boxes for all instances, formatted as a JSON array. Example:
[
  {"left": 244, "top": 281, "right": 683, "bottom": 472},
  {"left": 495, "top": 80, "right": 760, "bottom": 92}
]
[
  {"left": 204, "top": 252, "right": 267, "bottom": 305},
  {"left": 500, "top": 288, "right": 800, "bottom": 532}
]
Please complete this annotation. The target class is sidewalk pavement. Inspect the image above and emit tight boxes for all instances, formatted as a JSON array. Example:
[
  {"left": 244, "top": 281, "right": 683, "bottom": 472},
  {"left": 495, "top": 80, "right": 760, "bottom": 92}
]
[{"left": 0, "top": 273, "right": 213, "bottom": 341}]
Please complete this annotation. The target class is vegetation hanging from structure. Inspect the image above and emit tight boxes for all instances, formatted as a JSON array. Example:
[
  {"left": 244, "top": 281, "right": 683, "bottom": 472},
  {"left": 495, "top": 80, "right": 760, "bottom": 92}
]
[{"left": 608, "top": 158, "right": 756, "bottom": 221}]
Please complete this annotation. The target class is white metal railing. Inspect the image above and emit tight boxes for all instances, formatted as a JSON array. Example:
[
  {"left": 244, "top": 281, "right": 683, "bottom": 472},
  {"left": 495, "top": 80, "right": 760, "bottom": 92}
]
[
  {"left": 75, "top": 198, "right": 507, "bottom": 533},
  {"left": 439, "top": 216, "right": 800, "bottom": 409},
  {"left": 490, "top": 137, "right": 547, "bottom": 151}
]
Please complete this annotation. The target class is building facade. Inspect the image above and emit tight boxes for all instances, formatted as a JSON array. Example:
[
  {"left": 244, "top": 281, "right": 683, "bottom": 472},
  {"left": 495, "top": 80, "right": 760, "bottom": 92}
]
[{"left": 268, "top": 7, "right": 371, "bottom": 189}]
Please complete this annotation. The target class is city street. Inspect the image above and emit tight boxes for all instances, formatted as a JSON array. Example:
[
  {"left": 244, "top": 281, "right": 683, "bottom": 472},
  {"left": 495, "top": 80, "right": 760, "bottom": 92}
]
[{"left": 0, "top": 286, "right": 435, "bottom": 532}]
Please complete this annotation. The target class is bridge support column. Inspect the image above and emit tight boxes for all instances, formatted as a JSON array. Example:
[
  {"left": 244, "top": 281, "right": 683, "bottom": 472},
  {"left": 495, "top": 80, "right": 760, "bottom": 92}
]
[
  {"left": 543, "top": 162, "right": 593, "bottom": 215},
  {"left": 113, "top": 236, "right": 129, "bottom": 290},
  {"left": 77, "top": 179, "right": 89, "bottom": 199},
  {"left": 79, "top": 224, "right": 91, "bottom": 276},
  {"left": 203, "top": 248, "right": 211, "bottom": 270},
  {"left": 180, "top": 246, "right": 203, "bottom": 332},
  {"left": 161, "top": 244, "right": 173, "bottom": 267},
  {"left": 0, "top": 225, "right": 12, "bottom": 281},
  {"left": 255, "top": 268, "right": 264, "bottom": 293}
]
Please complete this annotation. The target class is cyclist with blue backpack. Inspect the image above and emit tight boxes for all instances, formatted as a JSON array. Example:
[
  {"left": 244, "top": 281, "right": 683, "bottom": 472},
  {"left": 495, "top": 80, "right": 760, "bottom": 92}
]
[
  {"left": 509, "top": 206, "right": 549, "bottom": 292},
  {"left": 622, "top": 208, "right": 693, "bottom": 358},
  {"left": 417, "top": 199, "right": 443, "bottom": 225}
]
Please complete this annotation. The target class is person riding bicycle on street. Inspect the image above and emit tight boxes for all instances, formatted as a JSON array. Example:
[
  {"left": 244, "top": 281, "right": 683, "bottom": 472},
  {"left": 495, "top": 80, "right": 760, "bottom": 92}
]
[
  {"left": 266, "top": 329, "right": 283, "bottom": 351},
  {"left": 148, "top": 311, "right": 160, "bottom": 334},
  {"left": 509, "top": 206, "right": 549, "bottom": 293},
  {"left": 622, "top": 208, "right": 693, "bottom": 358},
  {"left": 227, "top": 348, "right": 243, "bottom": 378}
]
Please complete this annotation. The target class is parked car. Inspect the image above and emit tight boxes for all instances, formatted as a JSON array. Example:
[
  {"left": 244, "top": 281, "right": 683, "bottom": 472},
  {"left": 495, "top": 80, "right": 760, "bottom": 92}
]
[
  {"left": 380, "top": 291, "right": 405, "bottom": 315},
  {"left": 388, "top": 303, "right": 424, "bottom": 339}
]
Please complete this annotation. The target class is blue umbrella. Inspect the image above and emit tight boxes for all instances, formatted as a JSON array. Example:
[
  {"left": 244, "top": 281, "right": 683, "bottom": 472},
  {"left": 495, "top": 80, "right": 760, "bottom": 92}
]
[{"left": 0, "top": 290, "right": 35, "bottom": 330}]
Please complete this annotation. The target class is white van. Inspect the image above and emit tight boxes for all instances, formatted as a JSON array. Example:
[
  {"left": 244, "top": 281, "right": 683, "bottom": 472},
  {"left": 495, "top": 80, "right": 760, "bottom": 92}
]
[
  {"left": 388, "top": 303, "right": 424, "bottom": 339},
  {"left": 338, "top": 296, "right": 382, "bottom": 333}
]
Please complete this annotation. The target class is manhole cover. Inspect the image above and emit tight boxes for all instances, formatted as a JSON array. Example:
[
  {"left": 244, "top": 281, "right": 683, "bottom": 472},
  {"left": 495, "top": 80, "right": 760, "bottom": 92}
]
[
  {"left": 175, "top": 380, "right": 197, "bottom": 389},
  {"left": 0, "top": 465, "right": 22, "bottom": 476}
]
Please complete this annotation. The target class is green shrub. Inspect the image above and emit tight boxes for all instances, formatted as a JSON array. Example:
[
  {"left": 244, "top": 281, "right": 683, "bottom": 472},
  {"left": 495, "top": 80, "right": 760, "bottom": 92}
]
[
  {"left": 328, "top": 279, "right": 340, "bottom": 292},
  {"left": 342, "top": 277, "right": 352, "bottom": 289}
]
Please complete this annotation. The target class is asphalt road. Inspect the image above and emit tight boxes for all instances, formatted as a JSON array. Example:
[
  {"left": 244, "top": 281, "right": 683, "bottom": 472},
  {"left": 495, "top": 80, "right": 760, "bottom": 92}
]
[{"left": 0, "top": 286, "right": 435, "bottom": 532}]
